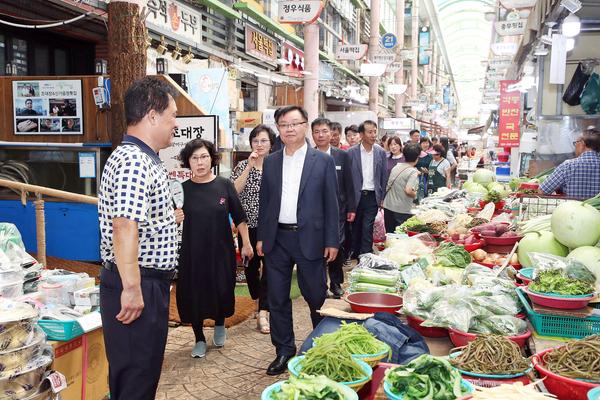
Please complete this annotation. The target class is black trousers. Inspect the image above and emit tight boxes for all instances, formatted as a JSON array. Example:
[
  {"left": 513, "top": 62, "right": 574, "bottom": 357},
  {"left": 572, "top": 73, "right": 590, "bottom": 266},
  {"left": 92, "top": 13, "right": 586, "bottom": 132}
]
[
  {"left": 383, "top": 209, "right": 412, "bottom": 234},
  {"left": 328, "top": 243, "right": 344, "bottom": 287},
  {"left": 266, "top": 228, "right": 327, "bottom": 356},
  {"left": 352, "top": 191, "right": 379, "bottom": 257},
  {"left": 100, "top": 267, "right": 170, "bottom": 400},
  {"left": 237, "top": 227, "right": 268, "bottom": 311}
]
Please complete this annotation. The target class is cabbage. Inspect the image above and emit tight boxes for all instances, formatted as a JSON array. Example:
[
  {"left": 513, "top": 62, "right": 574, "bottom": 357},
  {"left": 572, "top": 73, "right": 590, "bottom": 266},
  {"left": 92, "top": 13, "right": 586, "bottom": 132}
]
[
  {"left": 517, "top": 231, "right": 569, "bottom": 267},
  {"left": 551, "top": 201, "right": 600, "bottom": 248},
  {"left": 473, "top": 169, "right": 495, "bottom": 186},
  {"left": 567, "top": 246, "right": 600, "bottom": 289},
  {"left": 487, "top": 183, "right": 508, "bottom": 198},
  {"left": 464, "top": 183, "right": 488, "bottom": 194}
]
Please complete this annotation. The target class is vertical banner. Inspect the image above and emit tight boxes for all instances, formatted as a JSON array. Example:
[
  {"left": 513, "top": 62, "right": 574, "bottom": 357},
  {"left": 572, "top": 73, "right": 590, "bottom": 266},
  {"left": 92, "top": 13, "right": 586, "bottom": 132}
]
[
  {"left": 418, "top": 28, "right": 430, "bottom": 65},
  {"left": 498, "top": 80, "right": 521, "bottom": 148}
]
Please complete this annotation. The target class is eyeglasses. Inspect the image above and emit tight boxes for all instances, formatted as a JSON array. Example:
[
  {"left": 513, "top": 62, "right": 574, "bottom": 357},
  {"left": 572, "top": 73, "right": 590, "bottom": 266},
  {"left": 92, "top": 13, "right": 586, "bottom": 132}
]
[
  {"left": 277, "top": 121, "right": 307, "bottom": 130},
  {"left": 251, "top": 139, "right": 271, "bottom": 145},
  {"left": 573, "top": 139, "right": 583, "bottom": 146},
  {"left": 190, "top": 154, "right": 211, "bottom": 162}
]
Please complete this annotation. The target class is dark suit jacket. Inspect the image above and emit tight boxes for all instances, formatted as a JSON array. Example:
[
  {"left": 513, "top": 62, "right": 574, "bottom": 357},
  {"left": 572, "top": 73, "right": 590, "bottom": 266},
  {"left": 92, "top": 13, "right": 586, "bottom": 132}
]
[
  {"left": 330, "top": 147, "right": 356, "bottom": 217},
  {"left": 347, "top": 143, "right": 389, "bottom": 208},
  {"left": 257, "top": 146, "right": 340, "bottom": 260}
]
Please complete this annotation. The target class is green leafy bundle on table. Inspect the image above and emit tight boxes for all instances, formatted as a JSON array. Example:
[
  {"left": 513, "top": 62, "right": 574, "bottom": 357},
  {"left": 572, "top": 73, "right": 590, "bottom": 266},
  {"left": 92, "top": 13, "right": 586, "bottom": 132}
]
[
  {"left": 433, "top": 242, "right": 472, "bottom": 269},
  {"left": 530, "top": 269, "right": 595, "bottom": 296},
  {"left": 269, "top": 375, "right": 347, "bottom": 400}
]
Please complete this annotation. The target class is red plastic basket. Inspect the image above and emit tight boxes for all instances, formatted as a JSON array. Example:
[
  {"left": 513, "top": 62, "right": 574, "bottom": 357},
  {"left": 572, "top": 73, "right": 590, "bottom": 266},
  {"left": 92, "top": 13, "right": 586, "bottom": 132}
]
[
  {"left": 523, "top": 287, "right": 596, "bottom": 310},
  {"left": 479, "top": 234, "right": 523, "bottom": 246},
  {"left": 461, "top": 374, "right": 531, "bottom": 388},
  {"left": 448, "top": 328, "right": 531, "bottom": 348},
  {"left": 443, "top": 238, "right": 485, "bottom": 252},
  {"left": 479, "top": 200, "right": 506, "bottom": 210},
  {"left": 406, "top": 315, "right": 448, "bottom": 338},
  {"left": 532, "top": 348, "right": 600, "bottom": 400}
]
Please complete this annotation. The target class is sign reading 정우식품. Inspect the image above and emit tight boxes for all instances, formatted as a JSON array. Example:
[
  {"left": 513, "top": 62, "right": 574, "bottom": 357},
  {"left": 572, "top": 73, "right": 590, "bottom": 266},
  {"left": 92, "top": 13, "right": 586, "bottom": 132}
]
[{"left": 278, "top": 0, "right": 322, "bottom": 24}]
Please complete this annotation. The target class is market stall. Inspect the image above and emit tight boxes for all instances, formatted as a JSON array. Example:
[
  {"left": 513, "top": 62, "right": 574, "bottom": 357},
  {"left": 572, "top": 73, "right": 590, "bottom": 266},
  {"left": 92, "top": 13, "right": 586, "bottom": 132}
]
[
  {"left": 259, "top": 178, "right": 600, "bottom": 400},
  {"left": 0, "top": 223, "right": 107, "bottom": 400}
]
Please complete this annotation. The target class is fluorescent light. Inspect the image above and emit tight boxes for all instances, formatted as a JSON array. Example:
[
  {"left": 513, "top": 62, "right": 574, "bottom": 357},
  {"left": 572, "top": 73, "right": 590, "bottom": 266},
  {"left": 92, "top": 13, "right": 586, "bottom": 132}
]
[
  {"left": 562, "top": 13, "right": 581, "bottom": 37},
  {"left": 566, "top": 38, "right": 575, "bottom": 51}
]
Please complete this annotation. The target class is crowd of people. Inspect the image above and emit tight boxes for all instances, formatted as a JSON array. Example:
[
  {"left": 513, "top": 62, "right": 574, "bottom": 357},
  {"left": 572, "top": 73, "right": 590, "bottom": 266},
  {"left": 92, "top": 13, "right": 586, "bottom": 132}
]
[{"left": 97, "top": 77, "right": 600, "bottom": 400}]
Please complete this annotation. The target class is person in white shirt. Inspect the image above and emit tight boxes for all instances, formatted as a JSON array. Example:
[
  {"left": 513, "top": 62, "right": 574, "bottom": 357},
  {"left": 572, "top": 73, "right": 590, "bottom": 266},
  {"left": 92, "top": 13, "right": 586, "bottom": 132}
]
[
  {"left": 257, "top": 106, "right": 339, "bottom": 376},
  {"left": 347, "top": 121, "right": 389, "bottom": 257}
]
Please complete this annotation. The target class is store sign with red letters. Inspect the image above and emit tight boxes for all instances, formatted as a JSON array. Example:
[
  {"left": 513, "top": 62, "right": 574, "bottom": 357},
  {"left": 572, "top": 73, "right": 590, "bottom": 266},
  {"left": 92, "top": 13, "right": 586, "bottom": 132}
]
[
  {"left": 278, "top": 0, "right": 323, "bottom": 24},
  {"left": 498, "top": 80, "right": 521, "bottom": 147},
  {"left": 245, "top": 26, "right": 277, "bottom": 63}
]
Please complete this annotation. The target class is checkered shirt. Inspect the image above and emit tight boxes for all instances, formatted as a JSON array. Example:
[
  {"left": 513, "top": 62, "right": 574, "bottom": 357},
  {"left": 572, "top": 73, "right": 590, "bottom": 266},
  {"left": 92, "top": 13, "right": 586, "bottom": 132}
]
[
  {"left": 540, "top": 151, "right": 600, "bottom": 200},
  {"left": 98, "top": 136, "right": 178, "bottom": 270}
]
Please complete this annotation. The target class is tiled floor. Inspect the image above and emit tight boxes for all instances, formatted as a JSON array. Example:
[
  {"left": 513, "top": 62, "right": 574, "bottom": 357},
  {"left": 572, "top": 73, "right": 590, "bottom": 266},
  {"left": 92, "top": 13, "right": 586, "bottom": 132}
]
[{"left": 155, "top": 298, "right": 313, "bottom": 399}]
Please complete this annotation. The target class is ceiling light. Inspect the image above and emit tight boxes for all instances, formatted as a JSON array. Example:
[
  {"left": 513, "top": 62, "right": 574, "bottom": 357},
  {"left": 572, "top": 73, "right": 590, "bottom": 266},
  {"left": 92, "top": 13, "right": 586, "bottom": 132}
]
[
  {"left": 156, "top": 35, "right": 167, "bottom": 55},
  {"left": 566, "top": 38, "right": 576, "bottom": 51},
  {"left": 171, "top": 42, "right": 181, "bottom": 61},
  {"left": 562, "top": 13, "right": 581, "bottom": 37},
  {"left": 181, "top": 46, "right": 194, "bottom": 64}
]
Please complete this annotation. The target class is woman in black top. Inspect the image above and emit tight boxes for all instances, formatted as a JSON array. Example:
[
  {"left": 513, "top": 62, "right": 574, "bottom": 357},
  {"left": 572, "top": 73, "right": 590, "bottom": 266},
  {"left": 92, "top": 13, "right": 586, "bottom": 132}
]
[
  {"left": 230, "top": 124, "right": 276, "bottom": 334},
  {"left": 416, "top": 137, "right": 433, "bottom": 201},
  {"left": 386, "top": 136, "right": 404, "bottom": 175},
  {"left": 177, "top": 139, "right": 253, "bottom": 358}
]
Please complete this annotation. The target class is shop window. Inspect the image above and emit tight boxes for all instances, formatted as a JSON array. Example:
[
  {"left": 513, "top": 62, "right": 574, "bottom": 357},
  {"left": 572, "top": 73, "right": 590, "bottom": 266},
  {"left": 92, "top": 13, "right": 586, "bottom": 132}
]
[
  {"left": 34, "top": 45, "right": 50, "bottom": 75},
  {"left": 54, "top": 49, "right": 68, "bottom": 75},
  {"left": 11, "top": 38, "right": 28, "bottom": 76},
  {"left": 241, "top": 81, "right": 257, "bottom": 112}
]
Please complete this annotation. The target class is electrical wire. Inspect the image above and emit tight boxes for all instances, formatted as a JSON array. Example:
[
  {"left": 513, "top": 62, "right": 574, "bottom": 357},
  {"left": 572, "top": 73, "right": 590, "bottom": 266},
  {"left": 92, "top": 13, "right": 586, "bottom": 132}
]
[{"left": 0, "top": 12, "right": 93, "bottom": 29}]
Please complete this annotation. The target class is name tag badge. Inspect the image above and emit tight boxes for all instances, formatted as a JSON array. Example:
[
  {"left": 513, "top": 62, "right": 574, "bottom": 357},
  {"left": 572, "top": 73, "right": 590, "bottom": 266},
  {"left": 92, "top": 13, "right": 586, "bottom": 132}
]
[{"left": 336, "top": 165, "right": 342, "bottom": 170}]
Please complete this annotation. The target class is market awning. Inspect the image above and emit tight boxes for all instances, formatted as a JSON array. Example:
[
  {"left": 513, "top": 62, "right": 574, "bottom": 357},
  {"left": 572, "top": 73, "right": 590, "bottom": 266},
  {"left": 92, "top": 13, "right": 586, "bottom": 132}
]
[{"left": 193, "top": 0, "right": 241, "bottom": 20}]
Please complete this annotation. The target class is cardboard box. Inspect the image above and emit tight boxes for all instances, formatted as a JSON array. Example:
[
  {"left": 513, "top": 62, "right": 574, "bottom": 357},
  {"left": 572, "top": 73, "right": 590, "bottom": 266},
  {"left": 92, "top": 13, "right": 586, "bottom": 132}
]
[
  {"left": 51, "top": 337, "right": 84, "bottom": 400},
  {"left": 83, "top": 328, "right": 109, "bottom": 400}
]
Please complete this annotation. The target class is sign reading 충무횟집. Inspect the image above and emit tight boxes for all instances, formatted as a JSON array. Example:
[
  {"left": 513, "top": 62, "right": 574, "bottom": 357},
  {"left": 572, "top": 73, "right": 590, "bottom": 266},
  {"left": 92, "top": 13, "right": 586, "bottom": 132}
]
[
  {"left": 159, "top": 115, "right": 218, "bottom": 182},
  {"left": 13, "top": 80, "right": 83, "bottom": 135}
]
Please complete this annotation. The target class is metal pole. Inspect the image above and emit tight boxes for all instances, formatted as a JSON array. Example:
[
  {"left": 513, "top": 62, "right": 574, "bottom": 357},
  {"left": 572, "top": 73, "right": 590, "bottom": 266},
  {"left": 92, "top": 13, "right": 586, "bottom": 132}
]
[
  {"left": 411, "top": 0, "right": 419, "bottom": 99},
  {"left": 369, "top": 0, "right": 381, "bottom": 113},
  {"left": 303, "top": 23, "right": 320, "bottom": 141},
  {"left": 395, "top": 0, "right": 406, "bottom": 116}
]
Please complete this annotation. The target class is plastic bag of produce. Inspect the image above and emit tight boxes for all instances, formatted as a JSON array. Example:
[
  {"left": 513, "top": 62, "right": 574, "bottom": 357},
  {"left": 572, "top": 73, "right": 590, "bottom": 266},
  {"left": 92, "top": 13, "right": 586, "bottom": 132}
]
[
  {"left": 529, "top": 252, "right": 596, "bottom": 283},
  {"left": 0, "top": 224, "right": 24, "bottom": 254},
  {"left": 349, "top": 268, "right": 401, "bottom": 287},
  {"left": 402, "top": 285, "right": 449, "bottom": 320},
  {"left": 470, "top": 315, "right": 527, "bottom": 335},
  {"left": 426, "top": 266, "right": 464, "bottom": 285},
  {"left": 348, "top": 282, "right": 399, "bottom": 294},
  {"left": 421, "top": 287, "right": 473, "bottom": 332},
  {"left": 356, "top": 253, "right": 399, "bottom": 271}
]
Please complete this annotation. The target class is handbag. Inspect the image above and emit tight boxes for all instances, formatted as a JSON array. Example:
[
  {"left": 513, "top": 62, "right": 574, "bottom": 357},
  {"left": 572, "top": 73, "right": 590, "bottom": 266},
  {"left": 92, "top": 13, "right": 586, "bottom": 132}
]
[
  {"left": 580, "top": 72, "right": 600, "bottom": 115},
  {"left": 563, "top": 63, "right": 591, "bottom": 106}
]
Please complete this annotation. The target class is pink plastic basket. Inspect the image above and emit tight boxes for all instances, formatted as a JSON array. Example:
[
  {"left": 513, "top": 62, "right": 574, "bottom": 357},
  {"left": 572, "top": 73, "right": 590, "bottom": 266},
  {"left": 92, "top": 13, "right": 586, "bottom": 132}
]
[
  {"left": 448, "top": 328, "right": 531, "bottom": 348},
  {"left": 523, "top": 287, "right": 596, "bottom": 310}
]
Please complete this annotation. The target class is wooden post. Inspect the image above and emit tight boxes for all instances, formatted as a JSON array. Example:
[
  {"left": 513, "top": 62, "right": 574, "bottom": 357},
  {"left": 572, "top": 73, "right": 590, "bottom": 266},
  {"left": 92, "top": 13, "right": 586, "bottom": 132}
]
[
  {"left": 34, "top": 195, "right": 46, "bottom": 267},
  {"left": 108, "top": 0, "right": 148, "bottom": 149}
]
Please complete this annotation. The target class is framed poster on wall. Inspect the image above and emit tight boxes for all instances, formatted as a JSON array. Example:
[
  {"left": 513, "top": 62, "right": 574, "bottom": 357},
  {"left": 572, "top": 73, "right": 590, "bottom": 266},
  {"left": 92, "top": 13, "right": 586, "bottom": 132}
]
[{"left": 12, "top": 80, "right": 83, "bottom": 135}]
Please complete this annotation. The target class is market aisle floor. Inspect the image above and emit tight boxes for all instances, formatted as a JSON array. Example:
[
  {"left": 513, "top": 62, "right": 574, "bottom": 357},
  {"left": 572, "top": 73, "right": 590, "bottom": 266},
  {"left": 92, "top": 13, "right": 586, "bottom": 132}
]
[{"left": 156, "top": 298, "right": 312, "bottom": 399}]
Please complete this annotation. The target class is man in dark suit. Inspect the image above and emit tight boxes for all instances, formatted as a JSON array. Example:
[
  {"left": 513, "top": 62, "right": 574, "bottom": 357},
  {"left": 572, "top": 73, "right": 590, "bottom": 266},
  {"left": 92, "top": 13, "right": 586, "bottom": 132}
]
[
  {"left": 257, "top": 106, "right": 339, "bottom": 375},
  {"left": 347, "top": 120, "right": 388, "bottom": 257},
  {"left": 311, "top": 118, "right": 355, "bottom": 298}
]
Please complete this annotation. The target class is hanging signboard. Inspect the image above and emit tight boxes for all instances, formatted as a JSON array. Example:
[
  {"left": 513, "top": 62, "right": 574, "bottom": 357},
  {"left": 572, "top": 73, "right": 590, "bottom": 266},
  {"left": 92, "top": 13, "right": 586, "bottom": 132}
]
[
  {"left": 418, "top": 28, "right": 430, "bottom": 65},
  {"left": 146, "top": 0, "right": 201, "bottom": 45},
  {"left": 495, "top": 19, "right": 528, "bottom": 36},
  {"left": 278, "top": 0, "right": 323, "bottom": 24},
  {"left": 371, "top": 53, "right": 396, "bottom": 65},
  {"left": 13, "top": 80, "right": 83, "bottom": 135},
  {"left": 491, "top": 42, "right": 519, "bottom": 56},
  {"left": 335, "top": 44, "right": 368, "bottom": 60},
  {"left": 159, "top": 115, "right": 218, "bottom": 182},
  {"left": 245, "top": 25, "right": 277, "bottom": 63},
  {"left": 499, "top": 0, "right": 537, "bottom": 8},
  {"left": 498, "top": 80, "right": 521, "bottom": 147},
  {"left": 281, "top": 42, "right": 305, "bottom": 78},
  {"left": 489, "top": 57, "right": 513, "bottom": 69},
  {"left": 380, "top": 33, "right": 398, "bottom": 49},
  {"left": 382, "top": 118, "right": 414, "bottom": 130},
  {"left": 387, "top": 62, "right": 403, "bottom": 73}
]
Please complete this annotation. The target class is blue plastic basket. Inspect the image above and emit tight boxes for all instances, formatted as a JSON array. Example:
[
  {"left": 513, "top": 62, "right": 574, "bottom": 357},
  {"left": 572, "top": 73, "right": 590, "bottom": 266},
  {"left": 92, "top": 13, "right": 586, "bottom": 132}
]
[
  {"left": 516, "top": 287, "right": 600, "bottom": 339},
  {"left": 383, "top": 379, "right": 474, "bottom": 400},
  {"left": 37, "top": 320, "right": 84, "bottom": 341},
  {"left": 261, "top": 380, "right": 359, "bottom": 400},
  {"left": 287, "top": 355, "right": 372, "bottom": 391},
  {"left": 588, "top": 387, "right": 600, "bottom": 400}
]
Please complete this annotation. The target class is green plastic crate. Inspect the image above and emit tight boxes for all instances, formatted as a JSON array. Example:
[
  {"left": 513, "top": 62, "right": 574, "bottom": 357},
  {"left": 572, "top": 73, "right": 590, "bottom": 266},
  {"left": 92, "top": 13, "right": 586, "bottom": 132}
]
[
  {"left": 516, "top": 287, "right": 600, "bottom": 339},
  {"left": 37, "top": 319, "right": 84, "bottom": 341}
]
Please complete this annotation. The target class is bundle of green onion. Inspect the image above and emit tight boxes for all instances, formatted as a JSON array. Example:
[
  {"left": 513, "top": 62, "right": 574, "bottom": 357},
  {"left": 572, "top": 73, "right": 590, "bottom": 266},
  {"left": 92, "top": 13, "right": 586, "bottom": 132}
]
[
  {"left": 312, "top": 322, "right": 389, "bottom": 356},
  {"left": 300, "top": 342, "right": 367, "bottom": 383}
]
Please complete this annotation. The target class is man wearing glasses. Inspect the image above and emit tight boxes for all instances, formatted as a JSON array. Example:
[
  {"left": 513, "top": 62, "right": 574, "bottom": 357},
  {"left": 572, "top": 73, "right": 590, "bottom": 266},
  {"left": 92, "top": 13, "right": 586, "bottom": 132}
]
[
  {"left": 540, "top": 128, "right": 600, "bottom": 200},
  {"left": 257, "top": 106, "right": 339, "bottom": 376}
]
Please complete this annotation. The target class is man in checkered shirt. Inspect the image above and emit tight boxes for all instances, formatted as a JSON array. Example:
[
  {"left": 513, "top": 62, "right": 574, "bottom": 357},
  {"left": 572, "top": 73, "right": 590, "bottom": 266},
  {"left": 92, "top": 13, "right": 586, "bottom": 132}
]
[
  {"left": 540, "top": 129, "right": 600, "bottom": 200},
  {"left": 98, "top": 77, "right": 183, "bottom": 400}
]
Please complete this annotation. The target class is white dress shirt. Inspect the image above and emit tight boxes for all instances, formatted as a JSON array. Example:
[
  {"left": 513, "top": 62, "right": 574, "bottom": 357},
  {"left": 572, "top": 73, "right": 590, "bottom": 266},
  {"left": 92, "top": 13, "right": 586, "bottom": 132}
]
[
  {"left": 360, "top": 144, "right": 375, "bottom": 191},
  {"left": 279, "top": 143, "right": 308, "bottom": 223}
]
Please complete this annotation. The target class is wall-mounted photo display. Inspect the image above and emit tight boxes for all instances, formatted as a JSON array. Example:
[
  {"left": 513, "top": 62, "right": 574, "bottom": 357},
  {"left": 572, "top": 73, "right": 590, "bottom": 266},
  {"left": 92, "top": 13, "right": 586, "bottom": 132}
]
[{"left": 13, "top": 80, "right": 83, "bottom": 135}]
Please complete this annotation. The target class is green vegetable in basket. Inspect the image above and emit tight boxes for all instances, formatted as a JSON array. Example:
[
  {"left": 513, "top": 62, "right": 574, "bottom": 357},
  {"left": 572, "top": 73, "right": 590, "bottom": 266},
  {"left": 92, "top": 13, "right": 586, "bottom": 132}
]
[
  {"left": 300, "top": 342, "right": 366, "bottom": 383},
  {"left": 313, "top": 322, "right": 389, "bottom": 357},
  {"left": 385, "top": 354, "right": 464, "bottom": 400},
  {"left": 349, "top": 282, "right": 398, "bottom": 294},
  {"left": 270, "top": 375, "right": 347, "bottom": 400},
  {"left": 530, "top": 269, "right": 595, "bottom": 296},
  {"left": 433, "top": 242, "right": 472, "bottom": 269},
  {"left": 397, "top": 216, "right": 424, "bottom": 233}
]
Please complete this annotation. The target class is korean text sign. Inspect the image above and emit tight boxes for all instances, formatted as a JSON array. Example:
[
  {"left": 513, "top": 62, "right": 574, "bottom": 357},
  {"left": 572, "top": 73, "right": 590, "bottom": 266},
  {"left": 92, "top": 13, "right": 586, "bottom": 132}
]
[{"left": 498, "top": 80, "right": 521, "bottom": 148}]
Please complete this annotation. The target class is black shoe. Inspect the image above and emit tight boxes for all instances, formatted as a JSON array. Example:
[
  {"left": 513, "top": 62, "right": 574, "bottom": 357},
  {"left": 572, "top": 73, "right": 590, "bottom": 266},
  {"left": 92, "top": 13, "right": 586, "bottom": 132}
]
[
  {"left": 266, "top": 355, "right": 293, "bottom": 376},
  {"left": 330, "top": 284, "right": 344, "bottom": 298}
]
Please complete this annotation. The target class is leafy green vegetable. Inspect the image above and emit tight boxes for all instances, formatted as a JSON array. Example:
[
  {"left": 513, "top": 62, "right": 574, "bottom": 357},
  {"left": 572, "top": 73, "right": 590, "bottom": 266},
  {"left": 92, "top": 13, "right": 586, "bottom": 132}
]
[
  {"left": 313, "top": 322, "right": 389, "bottom": 357},
  {"left": 349, "top": 282, "right": 398, "bottom": 294},
  {"left": 270, "top": 375, "right": 347, "bottom": 400},
  {"left": 433, "top": 242, "right": 472, "bottom": 269},
  {"left": 530, "top": 269, "right": 595, "bottom": 295},
  {"left": 385, "top": 354, "right": 464, "bottom": 400},
  {"left": 397, "top": 216, "right": 424, "bottom": 233},
  {"left": 484, "top": 190, "right": 504, "bottom": 203},
  {"left": 351, "top": 270, "right": 399, "bottom": 287}
]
